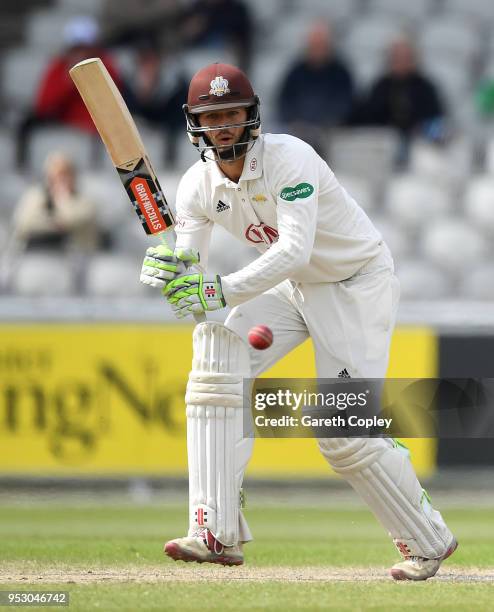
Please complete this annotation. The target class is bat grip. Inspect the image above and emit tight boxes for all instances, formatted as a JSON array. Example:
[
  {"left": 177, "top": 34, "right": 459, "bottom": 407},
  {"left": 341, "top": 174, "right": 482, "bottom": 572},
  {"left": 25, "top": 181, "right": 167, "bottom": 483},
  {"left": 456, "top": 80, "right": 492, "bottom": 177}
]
[{"left": 159, "top": 233, "right": 206, "bottom": 324}]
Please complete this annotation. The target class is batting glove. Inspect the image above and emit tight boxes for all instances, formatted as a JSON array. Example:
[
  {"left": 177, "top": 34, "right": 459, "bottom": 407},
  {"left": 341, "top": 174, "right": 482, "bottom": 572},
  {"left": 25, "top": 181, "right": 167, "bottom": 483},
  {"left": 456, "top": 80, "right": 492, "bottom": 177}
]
[
  {"left": 174, "top": 247, "right": 200, "bottom": 266},
  {"left": 140, "top": 245, "right": 199, "bottom": 289},
  {"left": 163, "top": 273, "right": 226, "bottom": 318}
]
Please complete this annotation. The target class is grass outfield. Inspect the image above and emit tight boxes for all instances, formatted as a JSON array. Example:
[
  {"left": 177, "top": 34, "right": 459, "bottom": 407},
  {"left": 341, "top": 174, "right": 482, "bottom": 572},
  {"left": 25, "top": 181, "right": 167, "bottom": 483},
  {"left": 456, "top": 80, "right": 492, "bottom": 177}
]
[{"left": 1, "top": 501, "right": 493, "bottom": 611}]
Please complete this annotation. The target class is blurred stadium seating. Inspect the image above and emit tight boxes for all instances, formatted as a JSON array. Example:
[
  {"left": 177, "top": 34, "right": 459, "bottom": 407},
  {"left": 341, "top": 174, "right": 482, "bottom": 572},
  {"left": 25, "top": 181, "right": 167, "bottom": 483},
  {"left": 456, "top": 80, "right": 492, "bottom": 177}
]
[
  {"left": 442, "top": 0, "right": 494, "bottom": 25},
  {"left": 10, "top": 252, "right": 75, "bottom": 296},
  {"left": 367, "top": 0, "right": 434, "bottom": 24},
  {"left": 1, "top": 0, "right": 494, "bottom": 305},
  {"left": 56, "top": 0, "right": 102, "bottom": 15},
  {"left": 26, "top": 9, "right": 76, "bottom": 52},
  {"left": 328, "top": 128, "right": 398, "bottom": 189},
  {"left": 396, "top": 258, "right": 452, "bottom": 299},
  {"left": 344, "top": 16, "right": 400, "bottom": 62},
  {"left": 2, "top": 48, "right": 50, "bottom": 110},
  {"left": 419, "top": 17, "right": 480, "bottom": 67},
  {"left": 29, "top": 127, "right": 95, "bottom": 174},
  {"left": 84, "top": 253, "right": 149, "bottom": 297},
  {"left": 460, "top": 262, "right": 494, "bottom": 299},
  {"left": 421, "top": 218, "right": 488, "bottom": 273},
  {"left": 385, "top": 173, "right": 452, "bottom": 230},
  {"left": 464, "top": 175, "right": 494, "bottom": 235}
]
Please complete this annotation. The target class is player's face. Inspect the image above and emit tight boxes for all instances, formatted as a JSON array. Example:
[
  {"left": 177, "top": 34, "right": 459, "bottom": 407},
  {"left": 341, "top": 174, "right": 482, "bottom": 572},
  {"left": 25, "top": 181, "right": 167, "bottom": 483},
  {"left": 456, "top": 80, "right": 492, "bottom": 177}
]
[{"left": 198, "top": 107, "right": 248, "bottom": 149}]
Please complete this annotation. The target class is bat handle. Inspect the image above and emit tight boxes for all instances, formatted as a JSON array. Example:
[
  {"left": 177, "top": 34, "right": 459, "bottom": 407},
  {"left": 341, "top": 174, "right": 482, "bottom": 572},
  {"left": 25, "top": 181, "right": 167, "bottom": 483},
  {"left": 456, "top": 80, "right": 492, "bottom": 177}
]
[{"left": 159, "top": 233, "right": 206, "bottom": 324}]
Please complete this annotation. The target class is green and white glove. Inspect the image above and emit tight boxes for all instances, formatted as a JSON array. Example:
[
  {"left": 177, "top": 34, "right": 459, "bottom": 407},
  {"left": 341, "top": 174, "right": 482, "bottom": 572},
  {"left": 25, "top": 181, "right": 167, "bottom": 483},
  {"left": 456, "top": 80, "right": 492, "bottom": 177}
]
[
  {"left": 163, "top": 273, "right": 226, "bottom": 319},
  {"left": 140, "top": 245, "right": 199, "bottom": 289}
]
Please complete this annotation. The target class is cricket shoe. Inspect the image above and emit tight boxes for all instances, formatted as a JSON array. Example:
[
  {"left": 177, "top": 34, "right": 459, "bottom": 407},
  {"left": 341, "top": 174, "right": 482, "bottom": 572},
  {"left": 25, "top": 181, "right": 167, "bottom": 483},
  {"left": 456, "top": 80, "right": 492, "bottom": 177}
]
[
  {"left": 390, "top": 537, "right": 458, "bottom": 581},
  {"left": 164, "top": 528, "right": 243, "bottom": 566}
]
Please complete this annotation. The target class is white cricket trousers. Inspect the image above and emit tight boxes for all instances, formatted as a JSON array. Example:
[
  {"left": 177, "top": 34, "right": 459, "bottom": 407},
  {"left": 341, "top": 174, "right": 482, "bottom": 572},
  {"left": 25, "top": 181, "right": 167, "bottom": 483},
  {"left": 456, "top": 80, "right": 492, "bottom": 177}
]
[{"left": 224, "top": 244, "right": 454, "bottom": 558}]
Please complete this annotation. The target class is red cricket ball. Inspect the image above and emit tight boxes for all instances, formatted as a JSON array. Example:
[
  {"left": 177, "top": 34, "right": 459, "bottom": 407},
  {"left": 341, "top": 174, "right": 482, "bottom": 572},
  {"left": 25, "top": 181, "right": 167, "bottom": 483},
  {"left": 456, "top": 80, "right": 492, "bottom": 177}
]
[{"left": 247, "top": 324, "right": 273, "bottom": 350}]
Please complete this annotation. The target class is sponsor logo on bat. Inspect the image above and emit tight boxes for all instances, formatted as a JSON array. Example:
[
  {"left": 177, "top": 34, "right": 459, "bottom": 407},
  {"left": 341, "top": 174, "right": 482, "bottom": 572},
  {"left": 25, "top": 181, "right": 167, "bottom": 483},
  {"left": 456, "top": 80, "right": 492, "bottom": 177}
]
[{"left": 130, "top": 178, "right": 164, "bottom": 232}]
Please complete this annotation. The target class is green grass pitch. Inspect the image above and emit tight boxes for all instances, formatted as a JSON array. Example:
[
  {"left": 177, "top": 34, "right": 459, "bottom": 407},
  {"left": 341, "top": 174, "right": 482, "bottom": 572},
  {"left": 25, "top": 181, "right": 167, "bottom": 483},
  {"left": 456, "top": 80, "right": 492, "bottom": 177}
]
[{"left": 0, "top": 499, "right": 493, "bottom": 611}]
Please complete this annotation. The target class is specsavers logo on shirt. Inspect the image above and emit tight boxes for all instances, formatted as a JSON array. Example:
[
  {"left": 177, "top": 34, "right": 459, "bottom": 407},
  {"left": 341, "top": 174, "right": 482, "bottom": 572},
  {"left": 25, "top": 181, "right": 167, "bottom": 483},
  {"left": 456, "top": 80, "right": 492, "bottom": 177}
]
[{"left": 280, "top": 182, "right": 314, "bottom": 201}]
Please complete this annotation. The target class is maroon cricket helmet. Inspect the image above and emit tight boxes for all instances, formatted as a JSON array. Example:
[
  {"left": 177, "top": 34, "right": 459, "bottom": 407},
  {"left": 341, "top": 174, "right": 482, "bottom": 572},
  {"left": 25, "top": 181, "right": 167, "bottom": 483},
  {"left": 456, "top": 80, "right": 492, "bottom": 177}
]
[
  {"left": 183, "top": 63, "right": 261, "bottom": 159},
  {"left": 186, "top": 62, "right": 258, "bottom": 113}
]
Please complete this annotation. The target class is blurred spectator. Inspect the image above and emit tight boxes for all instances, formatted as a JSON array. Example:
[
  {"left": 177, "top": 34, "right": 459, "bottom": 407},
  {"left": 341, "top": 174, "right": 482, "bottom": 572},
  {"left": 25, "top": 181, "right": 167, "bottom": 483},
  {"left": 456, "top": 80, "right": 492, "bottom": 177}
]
[
  {"left": 275, "top": 22, "right": 355, "bottom": 155},
  {"left": 122, "top": 40, "right": 188, "bottom": 166},
  {"left": 16, "top": 16, "right": 120, "bottom": 170},
  {"left": 475, "top": 78, "right": 494, "bottom": 117},
  {"left": 101, "top": 0, "right": 182, "bottom": 52},
  {"left": 353, "top": 36, "right": 446, "bottom": 164},
  {"left": 181, "top": 0, "right": 253, "bottom": 71},
  {"left": 12, "top": 152, "right": 99, "bottom": 252}
]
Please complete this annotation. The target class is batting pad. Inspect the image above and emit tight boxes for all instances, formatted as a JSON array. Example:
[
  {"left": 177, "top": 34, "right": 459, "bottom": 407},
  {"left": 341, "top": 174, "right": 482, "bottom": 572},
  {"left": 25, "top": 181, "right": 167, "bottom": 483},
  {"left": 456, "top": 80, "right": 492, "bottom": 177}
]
[
  {"left": 185, "top": 322, "right": 253, "bottom": 546},
  {"left": 318, "top": 437, "right": 454, "bottom": 559}
]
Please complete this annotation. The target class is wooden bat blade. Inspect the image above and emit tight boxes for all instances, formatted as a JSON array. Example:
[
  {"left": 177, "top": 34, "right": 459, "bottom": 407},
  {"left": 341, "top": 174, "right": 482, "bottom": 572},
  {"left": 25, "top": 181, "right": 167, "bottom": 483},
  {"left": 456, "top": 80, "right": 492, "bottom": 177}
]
[{"left": 69, "top": 57, "right": 175, "bottom": 236}]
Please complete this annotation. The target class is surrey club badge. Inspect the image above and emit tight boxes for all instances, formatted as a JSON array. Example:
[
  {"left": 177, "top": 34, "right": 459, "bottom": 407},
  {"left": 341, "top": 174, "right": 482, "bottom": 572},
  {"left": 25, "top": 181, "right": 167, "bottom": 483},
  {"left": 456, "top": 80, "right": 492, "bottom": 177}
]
[{"left": 209, "top": 76, "right": 230, "bottom": 96}]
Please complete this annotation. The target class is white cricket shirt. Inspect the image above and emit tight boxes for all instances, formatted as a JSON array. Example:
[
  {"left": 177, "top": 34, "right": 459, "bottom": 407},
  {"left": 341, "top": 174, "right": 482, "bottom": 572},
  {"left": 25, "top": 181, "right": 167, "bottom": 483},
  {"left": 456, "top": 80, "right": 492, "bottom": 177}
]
[{"left": 175, "top": 133, "right": 383, "bottom": 307}]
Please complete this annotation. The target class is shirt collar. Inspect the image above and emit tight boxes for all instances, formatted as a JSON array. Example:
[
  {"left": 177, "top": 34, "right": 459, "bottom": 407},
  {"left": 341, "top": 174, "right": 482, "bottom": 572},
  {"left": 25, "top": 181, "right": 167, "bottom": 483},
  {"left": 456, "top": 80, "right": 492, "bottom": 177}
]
[
  {"left": 239, "top": 136, "right": 263, "bottom": 182},
  {"left": 210, "top": 136, "right": 264, "bottom": 188}
]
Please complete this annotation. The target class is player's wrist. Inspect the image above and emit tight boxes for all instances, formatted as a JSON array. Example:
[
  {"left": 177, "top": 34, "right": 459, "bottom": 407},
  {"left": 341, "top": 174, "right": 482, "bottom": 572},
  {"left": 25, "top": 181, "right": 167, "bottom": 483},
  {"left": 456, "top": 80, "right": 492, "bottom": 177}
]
[{"left": 216, "top": 276, "right": 237, "bottom": 308}]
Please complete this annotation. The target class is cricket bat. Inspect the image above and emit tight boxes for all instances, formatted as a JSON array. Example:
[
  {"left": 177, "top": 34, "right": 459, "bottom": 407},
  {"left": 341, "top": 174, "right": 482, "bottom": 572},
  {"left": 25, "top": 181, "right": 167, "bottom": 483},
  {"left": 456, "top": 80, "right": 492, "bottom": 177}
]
[{"left": 69, "top": 57, "right": 205, "bottom": 322}]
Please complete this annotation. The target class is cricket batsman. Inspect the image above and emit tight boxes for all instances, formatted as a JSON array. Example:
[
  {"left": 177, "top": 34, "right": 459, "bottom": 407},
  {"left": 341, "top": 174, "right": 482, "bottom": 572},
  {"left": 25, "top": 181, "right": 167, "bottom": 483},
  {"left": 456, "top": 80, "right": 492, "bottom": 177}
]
[{"left": 140, "top": 63, "right": 457, "bottom": 580}]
